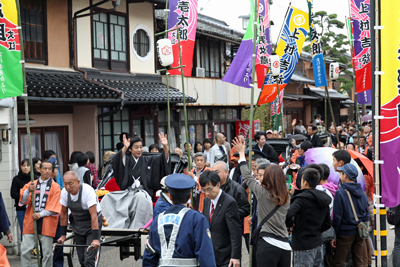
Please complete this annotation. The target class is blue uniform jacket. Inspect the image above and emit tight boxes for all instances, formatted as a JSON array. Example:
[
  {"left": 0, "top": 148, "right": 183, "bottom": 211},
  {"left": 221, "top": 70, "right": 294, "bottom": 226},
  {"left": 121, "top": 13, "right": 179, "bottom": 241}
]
[
  {"left": 153, "top": 194, "right": 173, "bottom": 219},
  {"left": 142, "top": 204, "right": 216, "bottom": 267}
]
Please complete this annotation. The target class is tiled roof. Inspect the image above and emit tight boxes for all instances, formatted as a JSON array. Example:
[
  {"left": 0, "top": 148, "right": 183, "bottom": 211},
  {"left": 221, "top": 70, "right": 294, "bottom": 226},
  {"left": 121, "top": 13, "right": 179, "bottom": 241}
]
[
  {"left": 155, "top": 10, "right": 244, "bottom": 43},
  {"left": 25, "top": 68, "right": 196, "bottom": 104},
  {"left": 26, "top": 68, "right": 121, "bottom": 100},
  {"left": 84, "top": 69, "right": 196, "bottom": 104}
]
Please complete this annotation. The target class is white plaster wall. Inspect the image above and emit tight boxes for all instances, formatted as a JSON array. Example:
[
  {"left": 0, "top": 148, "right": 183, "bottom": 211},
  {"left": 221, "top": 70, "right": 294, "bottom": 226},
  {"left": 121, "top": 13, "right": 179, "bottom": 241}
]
[
  {"left": 129, "top": 2, "right": 155, "bottom": 74},
  {"left": 165, "top": 76, "right": 261, "bottom": 106}
]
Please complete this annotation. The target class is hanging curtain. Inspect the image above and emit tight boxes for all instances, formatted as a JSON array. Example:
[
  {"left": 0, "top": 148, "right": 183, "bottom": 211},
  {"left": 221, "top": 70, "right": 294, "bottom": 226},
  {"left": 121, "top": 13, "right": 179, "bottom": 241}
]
[
  {"left": 20, "top": 132, "right": 41, "bottom": 161},
  {"left": 44, "top": 131, "right": 64, "bottom": 175}
]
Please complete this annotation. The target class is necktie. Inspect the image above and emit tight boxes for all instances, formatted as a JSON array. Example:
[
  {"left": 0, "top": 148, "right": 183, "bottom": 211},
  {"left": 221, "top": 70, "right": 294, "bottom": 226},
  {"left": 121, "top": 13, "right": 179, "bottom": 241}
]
[
  {"left": 219, "top": 146, "right": 226, "bottom": 155},
  {"left": 210, "top": 203, "right": 214, "bottom": 222}
]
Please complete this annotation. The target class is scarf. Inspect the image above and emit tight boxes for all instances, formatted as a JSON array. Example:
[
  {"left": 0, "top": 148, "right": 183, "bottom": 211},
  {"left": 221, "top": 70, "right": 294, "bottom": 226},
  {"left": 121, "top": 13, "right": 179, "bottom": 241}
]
[{"left": 35, "top": 179, "right": 52, "bottom": 213}]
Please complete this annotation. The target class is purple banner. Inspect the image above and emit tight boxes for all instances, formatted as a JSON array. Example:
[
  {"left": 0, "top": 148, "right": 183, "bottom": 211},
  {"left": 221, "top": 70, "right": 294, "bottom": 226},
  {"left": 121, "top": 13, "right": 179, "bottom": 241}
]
[{"left": 357, "top": 89, "right": 371, "bottom": 104}]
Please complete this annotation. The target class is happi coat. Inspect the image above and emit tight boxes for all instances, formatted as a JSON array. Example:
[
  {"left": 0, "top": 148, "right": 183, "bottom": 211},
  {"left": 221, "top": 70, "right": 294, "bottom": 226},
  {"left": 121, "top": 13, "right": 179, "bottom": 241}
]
[{"left": 19, "top": 179, "right": 61, "bottom": 237}]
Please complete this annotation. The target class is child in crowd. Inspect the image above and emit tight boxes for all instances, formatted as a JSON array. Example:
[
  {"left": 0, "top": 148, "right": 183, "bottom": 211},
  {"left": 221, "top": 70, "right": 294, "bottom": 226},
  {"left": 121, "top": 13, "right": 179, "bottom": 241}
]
[{"left": 286, "top": 168, "right": 331, "bottom": 267}]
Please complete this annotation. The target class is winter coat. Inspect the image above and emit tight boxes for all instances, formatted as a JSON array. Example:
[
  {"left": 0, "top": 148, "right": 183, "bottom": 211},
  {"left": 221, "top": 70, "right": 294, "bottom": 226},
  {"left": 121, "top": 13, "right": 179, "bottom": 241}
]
[
  {"left": 286, "top": 188, "right": 331, "bottom": 250},
  {"left": 332, "top": 182, "right": 369, "bottom": 236},
  {"left": 10, "top": 171, "right": 38, "bottom": 211}
]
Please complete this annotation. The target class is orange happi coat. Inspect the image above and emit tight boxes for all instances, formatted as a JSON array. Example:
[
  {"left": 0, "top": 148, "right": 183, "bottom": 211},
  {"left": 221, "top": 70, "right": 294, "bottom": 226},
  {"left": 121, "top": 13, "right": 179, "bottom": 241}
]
[{"left": 19, "top": 179, "right": 61, "bottom": 237}]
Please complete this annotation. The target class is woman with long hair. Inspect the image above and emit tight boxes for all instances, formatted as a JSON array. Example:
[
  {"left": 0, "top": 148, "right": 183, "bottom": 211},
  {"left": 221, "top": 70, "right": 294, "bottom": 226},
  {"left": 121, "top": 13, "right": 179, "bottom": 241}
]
[
  {"left": 232, "top": 138, "right": 291, "bottom": 267},
  {"left": 10, "top": 159, "right": 39, "bottom": 239}
]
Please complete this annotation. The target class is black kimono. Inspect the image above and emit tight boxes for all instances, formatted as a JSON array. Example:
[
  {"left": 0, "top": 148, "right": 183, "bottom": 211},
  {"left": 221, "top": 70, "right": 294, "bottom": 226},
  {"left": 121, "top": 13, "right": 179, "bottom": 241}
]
[{"left": 112, "top": 150, "right": 171, "bottom": 200}]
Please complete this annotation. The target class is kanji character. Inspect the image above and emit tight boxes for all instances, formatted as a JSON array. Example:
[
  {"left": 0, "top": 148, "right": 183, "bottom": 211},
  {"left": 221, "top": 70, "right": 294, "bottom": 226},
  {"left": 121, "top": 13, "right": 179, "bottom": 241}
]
[
  {"left": 310, "top": 30, "right": 318, "bottom": 42},
  {"left": 259, "top": 45, "right": 267, "bottom": 55},
  {"left": 397, "top": 48, "right": 400, "bottom": 61},
  {"left": 177, "top": 14, "right": 189, "bottom": 27},
  {"left": 6, "top": 30, "right": 14, "bottom": 40},
  {"left": 0, "top": 24, "right": 6, "bottom": 42},
  {"left": 360, "top": 53, "right": 371, "bottom": 65},
  {"left": 359, "top": 20, "right": 370, "bottom": 31},
  {"left": 360, "top": 37, "right": 371, "bottom": 48},
  {"left": 259, "top": 15, "right": 264, "bottom": 24},
  {"left": 276, "top": 75, "right": 284, "bottom": 85},
  {"left": 359, "top": 2, "right": 369, "bottom": 14},
  {"left": 312, "top": 42, "right": 321, "bottom": 55},
  {"left": 179, "top": 28, "right": 188, "bottom": 41},
  {"left": 280, "top": 60, "right": 290, "bottom": 71},
  {"left": 290, "top": 28, "right": 300, "bottom": 40},
  {"left": 283, "top": 44, "right": 296, "bottom": 56},
  {"left": 177, "top": 1, "right": 190, "bottom": 13},
  {"left": 259, "top": 24, "right": 265, "bottom": 33},
  {"left": 259, "top": 35, "right": 266, "bottom": 45},
  {"left": 8, "top": 41, "right": 16, "bottom": 50},
  {"left": 260, "top": 55, "right": 268, "bottom": 65},
  {"left": 0, "top": 4, "right": 4, "bottom": 18}
]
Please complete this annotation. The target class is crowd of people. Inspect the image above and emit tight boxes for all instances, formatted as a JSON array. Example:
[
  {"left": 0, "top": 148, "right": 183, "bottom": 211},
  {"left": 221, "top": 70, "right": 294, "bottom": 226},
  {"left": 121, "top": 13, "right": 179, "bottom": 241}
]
[{"left": 0, "top": 118, "right": 391, "bottom": 267}]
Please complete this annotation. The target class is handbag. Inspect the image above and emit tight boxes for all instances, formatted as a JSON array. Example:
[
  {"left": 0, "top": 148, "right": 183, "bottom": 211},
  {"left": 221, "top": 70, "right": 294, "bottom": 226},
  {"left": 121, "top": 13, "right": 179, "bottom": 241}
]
[
  {"left": 251, "top": 205, "right": 280, "bottom": 244},
  {"left": 387, "top": 205, "right": 400, "bottom": 225},
  {"left": 321, "top": 227, "right": 336, "bottom": 243},
  {"left": 345, "top": 190, "right": 369, "bottom": 239}
]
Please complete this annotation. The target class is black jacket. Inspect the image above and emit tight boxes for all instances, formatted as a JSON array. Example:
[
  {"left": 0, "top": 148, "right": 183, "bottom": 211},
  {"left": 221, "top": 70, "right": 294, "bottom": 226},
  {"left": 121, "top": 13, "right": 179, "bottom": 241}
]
[
  {"left": 286, "top": 189, "right": 331, "bottom": 250},
  {"left": 10, "top": 171, "right": 38, "bottom": 211},
  {"left": 203, "top": 191, "right": 242, "bottom": 266},
  {"left": 307, "top": 134, "right": 324, "bottom": 148},
  {"left": 220, "top": 178, "right": 250, "bottom": 220},
  {"left": 253, "top": 144, "right": 280, "bottom": 163}
]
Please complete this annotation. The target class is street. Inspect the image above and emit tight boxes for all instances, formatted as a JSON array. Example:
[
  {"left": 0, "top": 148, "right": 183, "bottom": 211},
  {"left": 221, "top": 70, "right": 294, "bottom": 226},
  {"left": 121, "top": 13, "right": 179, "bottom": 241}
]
[{"left": 6, "top": 225, "right": 395, "bottom": 267}]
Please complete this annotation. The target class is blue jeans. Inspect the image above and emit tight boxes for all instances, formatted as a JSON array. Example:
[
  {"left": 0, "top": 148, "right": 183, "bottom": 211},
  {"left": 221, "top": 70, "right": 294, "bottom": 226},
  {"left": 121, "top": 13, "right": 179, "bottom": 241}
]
[
  {"left": 16, "top": 210, "right": 25, "bottom": 240},
  {"left": 393, "top": 223, "right": 400, "bottom": 267},
  {"left": 293, "top": 245, "right": 323, "bottom": 267}
]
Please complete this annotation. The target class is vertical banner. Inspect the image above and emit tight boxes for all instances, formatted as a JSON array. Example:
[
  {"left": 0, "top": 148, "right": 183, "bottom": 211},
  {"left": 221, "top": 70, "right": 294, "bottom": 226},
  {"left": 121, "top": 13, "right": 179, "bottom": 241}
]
[
  {"left": 271, "top": 90, "right": 284, "bottom": 130},
  {"left": 255, "top": 0, "right": 271, "bottom": 89},
  {"left": 257, "top": 5, "right": 309, "bottom": 105},
  {"left": 0, "top": 0, "right": 23, "bottom": 98},
  {"left": 222, "top": 0, "right": 256, "bottom": 88},
  {"left": 308, "top": 0, "right": 327, "bottom": 87},
  {"left": 380, "top": 1, "right": 400, "bottom": 207},
  {"left": 350, "top": 0, "right": 371, "bottom": 95},
  {"left": 168, "top": 0, "right": 198, "bottom": 76}
]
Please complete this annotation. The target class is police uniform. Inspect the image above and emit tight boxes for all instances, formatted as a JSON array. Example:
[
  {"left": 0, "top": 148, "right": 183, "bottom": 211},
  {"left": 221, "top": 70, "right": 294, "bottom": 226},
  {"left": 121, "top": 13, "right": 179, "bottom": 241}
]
[{"left": 142, "top": 174, "right": 216, "bottom": 267}]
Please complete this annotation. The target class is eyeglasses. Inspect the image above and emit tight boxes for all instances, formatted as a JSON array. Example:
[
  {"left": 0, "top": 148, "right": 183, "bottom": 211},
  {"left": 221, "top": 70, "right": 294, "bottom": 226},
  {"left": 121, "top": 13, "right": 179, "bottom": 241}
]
[{"left": 200, "top": 186, "right": 215, "bottom": 193}]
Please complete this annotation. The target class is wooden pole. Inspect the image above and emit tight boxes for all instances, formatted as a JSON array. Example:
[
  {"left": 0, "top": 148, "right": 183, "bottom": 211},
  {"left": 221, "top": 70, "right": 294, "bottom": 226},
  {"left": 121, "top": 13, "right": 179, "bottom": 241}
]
[
  {"left": 325, "top": 85, "right": 340, "bottom": 149},
  {"left": 248, "top": 0, "right": 258, "bottom": 265},
  {"left": 164, "top": 0, "right": 171, "bottom": 150},
  {"left": 15, "top": 0, "right": 41, "bottom": 266}
]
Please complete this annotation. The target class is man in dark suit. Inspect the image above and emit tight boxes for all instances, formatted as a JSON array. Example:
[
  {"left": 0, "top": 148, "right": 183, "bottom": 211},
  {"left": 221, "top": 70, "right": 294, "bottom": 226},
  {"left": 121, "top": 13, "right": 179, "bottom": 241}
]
[
  {"left": 253, "top": 131, "right": 280, "bottom": 163},
  {"left": 307, "top": 125, "right": 323, "bottom": 147},
  {"left": 199, "top": 171, "right": 242, "bottom": 267}
]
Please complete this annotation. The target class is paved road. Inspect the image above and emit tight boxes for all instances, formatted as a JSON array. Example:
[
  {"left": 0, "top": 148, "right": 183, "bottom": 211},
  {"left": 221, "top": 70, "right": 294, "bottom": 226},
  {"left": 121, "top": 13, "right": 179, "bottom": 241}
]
[{"left": 6, "top": 222, "right": 395, "bottom": 267}]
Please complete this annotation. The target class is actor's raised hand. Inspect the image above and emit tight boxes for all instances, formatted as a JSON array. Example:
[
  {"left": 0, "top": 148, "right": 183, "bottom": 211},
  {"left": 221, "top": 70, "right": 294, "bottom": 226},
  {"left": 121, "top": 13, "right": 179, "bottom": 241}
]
[{"left": 159, "top": 132, "right": 168, "bottom": 146}]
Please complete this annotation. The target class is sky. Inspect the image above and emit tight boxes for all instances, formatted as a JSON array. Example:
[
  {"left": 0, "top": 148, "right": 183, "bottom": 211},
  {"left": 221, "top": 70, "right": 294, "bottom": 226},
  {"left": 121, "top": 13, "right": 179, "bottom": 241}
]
[{"left": 198, "top": 0, "right": 351, "bottom": 43}]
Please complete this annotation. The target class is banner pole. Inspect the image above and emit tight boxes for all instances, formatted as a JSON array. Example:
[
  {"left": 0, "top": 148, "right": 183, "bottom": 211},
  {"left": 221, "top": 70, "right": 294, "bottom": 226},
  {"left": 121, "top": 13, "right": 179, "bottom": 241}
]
[
  {"left": 248, "top": 0, "right": 258, "bottom": 265},
  {"left": 15, "top": 1, "right": 41, "bottom": 266},
  {"left": 164, "top": 0, "right": 171, "bottom": 151}
]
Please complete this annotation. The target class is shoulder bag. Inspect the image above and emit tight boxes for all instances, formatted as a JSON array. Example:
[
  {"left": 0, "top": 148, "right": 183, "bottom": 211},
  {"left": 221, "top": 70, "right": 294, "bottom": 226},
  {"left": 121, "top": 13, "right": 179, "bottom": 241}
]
[
  {"left": 251, "top": 205, "right": 280, "bottom": 244},
  {"left": 345, "top": 189, "right": 369, "bottom": 239}
]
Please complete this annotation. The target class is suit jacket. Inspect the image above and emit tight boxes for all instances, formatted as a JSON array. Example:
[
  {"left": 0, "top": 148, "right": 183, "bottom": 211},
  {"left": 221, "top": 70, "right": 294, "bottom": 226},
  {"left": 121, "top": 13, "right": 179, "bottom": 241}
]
[
  {"left": 203, "top": 191, "right": 242, "bottom": 266},
  {"left": 253, "top": 144, "right": 280, "bottom": 163},
  {"left": 307, "top": 134, "right": 323, "bottom": 147}
]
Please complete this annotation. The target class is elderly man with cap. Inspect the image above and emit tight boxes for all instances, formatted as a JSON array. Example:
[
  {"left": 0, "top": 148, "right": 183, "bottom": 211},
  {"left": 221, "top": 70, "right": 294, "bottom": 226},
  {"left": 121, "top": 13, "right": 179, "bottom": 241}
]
[
  {"left": 57, "top": 171, "right": 103, "bottom": 267},
  {"left": 153, "top": 177, "right": 173, "bottom": 219},
  {"left": 331, "top": 163, "right": 369, "bottom": 266},
  {"left": 187, "top": 152, "right": 212, "bottom": 211},
  {"left": 142, "top": 174, "right": 216, "bottom": 267}
]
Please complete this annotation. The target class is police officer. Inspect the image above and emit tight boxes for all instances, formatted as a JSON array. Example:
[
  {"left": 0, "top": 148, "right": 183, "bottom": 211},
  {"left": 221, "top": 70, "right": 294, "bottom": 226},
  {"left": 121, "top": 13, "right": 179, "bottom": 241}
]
[{"left": 142, "top": 173, "right": 216, "bottom": 267}]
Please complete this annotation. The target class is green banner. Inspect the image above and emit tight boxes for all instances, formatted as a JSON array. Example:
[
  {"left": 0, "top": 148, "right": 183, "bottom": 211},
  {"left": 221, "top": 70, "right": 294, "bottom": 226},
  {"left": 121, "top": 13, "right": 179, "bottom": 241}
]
[{"left": 0, "top": 0, "right": 23, "bottom": 99}]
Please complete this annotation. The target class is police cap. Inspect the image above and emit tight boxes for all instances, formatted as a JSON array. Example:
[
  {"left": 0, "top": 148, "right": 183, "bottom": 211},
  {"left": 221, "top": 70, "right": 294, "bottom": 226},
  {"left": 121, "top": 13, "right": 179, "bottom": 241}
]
[{"left": 165, "top": 173, "right": 195, "bottom": 196}]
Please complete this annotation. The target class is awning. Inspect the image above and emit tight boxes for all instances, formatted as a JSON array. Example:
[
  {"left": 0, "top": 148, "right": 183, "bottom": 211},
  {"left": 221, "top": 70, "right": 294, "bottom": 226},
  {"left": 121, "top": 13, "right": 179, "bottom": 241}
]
[
  {"left": 289, "top": 72, "right": 315, "bottom": 84},
  {"left": 86, "top": 70, "right": 196, "bottom": 104},
  {"left": 22, "top": 68, "right": 196, "bottom": 104},
  {"left": 284, "top": 93, "right": 319, "bottom": 100},
  {"left": 309, "top": 87, "right": 349, "bottom": 100},
  {"left": 341, "top": 99, "right": 354, "bottom": 105}
]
